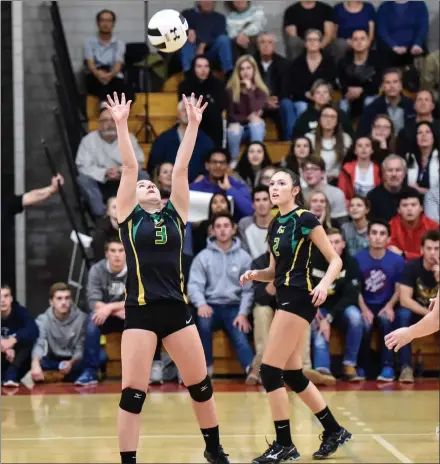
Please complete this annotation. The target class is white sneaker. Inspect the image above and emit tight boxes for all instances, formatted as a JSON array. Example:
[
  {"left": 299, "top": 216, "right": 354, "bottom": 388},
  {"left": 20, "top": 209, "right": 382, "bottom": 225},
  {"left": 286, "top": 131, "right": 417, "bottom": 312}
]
[{"left": 149, "top": 361, "right": 164, "bottom": 384}]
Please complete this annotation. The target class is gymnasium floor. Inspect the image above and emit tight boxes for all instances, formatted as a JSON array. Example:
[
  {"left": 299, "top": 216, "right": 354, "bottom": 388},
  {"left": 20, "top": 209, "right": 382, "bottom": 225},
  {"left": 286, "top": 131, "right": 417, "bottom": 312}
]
[{"left": 1, "top": 381, "right": 439, "bottom": 463}]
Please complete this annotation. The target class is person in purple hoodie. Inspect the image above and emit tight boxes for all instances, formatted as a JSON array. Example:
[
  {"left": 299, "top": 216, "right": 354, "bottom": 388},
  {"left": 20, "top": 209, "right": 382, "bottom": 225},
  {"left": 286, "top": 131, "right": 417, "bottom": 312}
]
[{"left": 190, "top": 148, "right": 254, "bottom": 221}]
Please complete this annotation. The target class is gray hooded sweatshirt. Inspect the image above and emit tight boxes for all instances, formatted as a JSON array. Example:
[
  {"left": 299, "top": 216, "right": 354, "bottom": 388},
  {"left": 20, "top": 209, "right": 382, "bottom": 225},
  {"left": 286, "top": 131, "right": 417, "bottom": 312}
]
[
  {"left": 187, "top": 237, "right": 253, "bottom": 316},
  {"left": 32, "top": 306, "right": 87, "bottom": 360}
]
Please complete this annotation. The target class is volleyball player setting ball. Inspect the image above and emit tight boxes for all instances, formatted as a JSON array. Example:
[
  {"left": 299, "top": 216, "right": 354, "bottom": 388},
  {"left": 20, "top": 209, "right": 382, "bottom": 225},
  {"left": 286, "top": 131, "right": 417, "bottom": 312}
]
[
  {"left": 240, "top": 169, "right": 352, "bottom": 462},
  {"left": 104, "top": 92, "right": 229, "bottom": 464}
]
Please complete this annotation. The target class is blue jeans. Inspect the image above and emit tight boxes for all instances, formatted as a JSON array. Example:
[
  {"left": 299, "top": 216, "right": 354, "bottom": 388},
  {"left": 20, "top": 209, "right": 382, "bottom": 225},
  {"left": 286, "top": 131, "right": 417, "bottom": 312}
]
[
  {"left": 226, "top": 122, "right": 266, "bottom": 160},
  {"left": 197, "top": 304, "right": 254, "bottom": 371},
  {"left": 180, "top": 35, "right": 233, "bottom": 73},
  {"left": 77, "top": 170, "right": 149, "bottom": 216},
  {"left": 312, "top": 305, "right": 363, "bottom": 371},
  {"left": 41, "top": 356, "right": 85, "bottom": 382},
  {"left": 394, "top": 308, "right": 421, "bottom": 368},
  {"left": 279, "top": 98, "right": 308, "bottom": 141}
]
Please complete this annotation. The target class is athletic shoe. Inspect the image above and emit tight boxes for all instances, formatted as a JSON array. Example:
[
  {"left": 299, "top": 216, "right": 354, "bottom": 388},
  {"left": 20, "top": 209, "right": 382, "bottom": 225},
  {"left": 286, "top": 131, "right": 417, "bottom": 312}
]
[
  {"left": 313, "top": 427, "right": 352, "bottom": 459},
  {"left": 74, "top": 369, "right": 98, "bottom": 386},
  {"left": 355, "top": 367, "right": 366, "bottom": 381},
  {"left": 2, "top": 379, "right": 19, "bottom": 387},
  {"left": 399, "top": 366, "right": 414, "bottom": 383},
  {"left": 377, "top": 366, "right": 394, "bottom": 382},
  {"left": 252, "top": 440, "right": 300, "bottom": 463},
  {"left": 343, "top": 365, "right": 364, "bottom": 382},
  {"left": 149, "top": 361, "right": 163, "bottom": 385},
  {"left": 204, "top": 445, "right": 230, "bottom": 464},
  {"left": 304, "top": 368, "right": 336, "bottom": 386}
]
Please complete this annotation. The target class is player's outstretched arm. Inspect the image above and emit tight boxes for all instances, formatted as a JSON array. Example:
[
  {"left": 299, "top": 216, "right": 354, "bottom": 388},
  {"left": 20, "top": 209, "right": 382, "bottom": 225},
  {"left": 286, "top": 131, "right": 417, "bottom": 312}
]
[
  {"left": 104, "top": 92, "right": 138, "bottom": 223},
  {"left": 170, "top": 93, "right": 208, "bottom": 224},
  {"left": 385, "top": 291, "right": 439, "bottom": 351}
]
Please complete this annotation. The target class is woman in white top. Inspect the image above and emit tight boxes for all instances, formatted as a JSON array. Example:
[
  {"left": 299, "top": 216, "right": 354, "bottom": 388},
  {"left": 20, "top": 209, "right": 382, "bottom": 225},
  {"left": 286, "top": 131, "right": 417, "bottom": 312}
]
[
  {"left": 306, "top": 105, "right": 351, "bottom": 183},
  {"left": 404, "top": 121, "right": 439, "bottom": 196}
]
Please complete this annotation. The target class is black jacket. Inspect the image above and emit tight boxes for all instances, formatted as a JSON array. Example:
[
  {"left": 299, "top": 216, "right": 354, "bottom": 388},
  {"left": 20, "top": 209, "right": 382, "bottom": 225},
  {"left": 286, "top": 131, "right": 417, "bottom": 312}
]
[
  {"left": 254, "top": 51, "right": 288, "bottom": 99},
  {"left": 252, "top": 252, "right": 277, "bottom": 309}
]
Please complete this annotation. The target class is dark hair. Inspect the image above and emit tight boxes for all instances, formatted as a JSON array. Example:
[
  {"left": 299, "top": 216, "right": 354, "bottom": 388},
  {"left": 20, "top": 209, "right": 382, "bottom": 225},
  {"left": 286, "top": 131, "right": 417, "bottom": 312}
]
[
  {"left": 1, "top": 283, "right": 12, "bottom": 292},
  {"left": 343, "top": 136, "right": 374, "bottom": 164},
  {"left": 302, "top": 154, "right": 326, "bottom": 172},
  {"left": 408, "top": 121, "right": 439, "bottom": 168},
  {"left": 285, "top": 137, "right": 314, "bottom": 173},
  {"left": 315, "top": 105, "right": 345, "bottom": 165},
  {"left": 159, "top": 189, "right": 171, "bottom": 199},
  {"left": 327, "top": 227, "right": 344, "bottom": 237},
  {"left": 368, "top": 218, "right": 391, "bottom": 236},
  {"left": 350, "top": 195, "right": 371, "bottom": 211},
  {"left": 421, "top": 229, "right": 440, "bottom": 246},
  {"left": 49, "top": 282, "right": 71, "bottom": 299},
  {"left": 206, "top": 148, "right": 231, "bottom": 164},
  {"left": 382, "top": 67, "right": 403, "bottom": 82},
  {"left": 225, "top": 1, "right": 250, "bottom": 12},
  {"left": 266, "top": 168, "right": 304, "bottom": 240},
  {"left": 104, "top": 238, "right": 123, "bottom": 251},
  {"left": 236, "top": 142, "right": 272, "bottom": 188},
  {"left": 96, "top": 9, "right": 116, "bottom": 23},
  {"left": 398, "top": 187, "right": 422, "bottom": 205},
  {"left": 416, "top": 88, "right": 435, "bottom": 103},
  {"left": 208, "top": 193, "right": 232, "bottom": 220},
  {"left": 211, "top": 211, "right": 235, "bottom": 227},
  {"left": 371, "top": 114, "right": 397, "bottom": 153},
  {"left": 252, "top": 185, "right": 270, "bottom": 201}
]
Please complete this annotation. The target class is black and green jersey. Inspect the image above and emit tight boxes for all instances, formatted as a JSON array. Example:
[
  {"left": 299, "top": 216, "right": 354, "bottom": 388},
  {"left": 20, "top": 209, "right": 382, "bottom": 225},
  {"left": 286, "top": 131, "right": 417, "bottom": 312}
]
[
  {"left": 118, "top": 200, "right": 187, "bottom": 307},
  {"left": 268, "top": 208, "right": 321, "bottom": 291}
]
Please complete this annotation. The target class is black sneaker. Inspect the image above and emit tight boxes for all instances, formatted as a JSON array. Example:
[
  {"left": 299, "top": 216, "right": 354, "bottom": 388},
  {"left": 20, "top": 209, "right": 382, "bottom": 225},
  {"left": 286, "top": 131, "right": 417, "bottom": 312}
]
[
  {"left": 204, "top": 445, "right": 230, "bottom": 464},
  {"left": 313, "top": 427, "right": 352, "bottom": 459},
  {"left": 253, "top": 440, "right": 300, "bottom": 463}
]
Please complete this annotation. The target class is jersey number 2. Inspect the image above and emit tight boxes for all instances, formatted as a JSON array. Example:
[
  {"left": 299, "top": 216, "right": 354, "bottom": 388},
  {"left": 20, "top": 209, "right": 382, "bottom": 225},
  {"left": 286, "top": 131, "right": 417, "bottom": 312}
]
[
  {"left": 273, "top": 237, "right": 280, "bottom": 257},
  {"left": 155, "top": 225, "right": 167, "bottom": 245}
]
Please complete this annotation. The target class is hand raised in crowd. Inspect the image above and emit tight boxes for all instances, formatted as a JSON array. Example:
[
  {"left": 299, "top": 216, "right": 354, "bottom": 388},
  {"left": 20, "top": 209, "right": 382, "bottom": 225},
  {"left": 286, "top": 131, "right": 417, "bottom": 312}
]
[{"left": 218, "top": 173, "right": 231, "bottom": 191}]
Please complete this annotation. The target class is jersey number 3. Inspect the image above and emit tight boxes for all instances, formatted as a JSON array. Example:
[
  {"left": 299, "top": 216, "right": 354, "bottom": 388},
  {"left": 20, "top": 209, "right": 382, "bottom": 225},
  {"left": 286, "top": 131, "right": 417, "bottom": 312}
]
[
  {"left": 155, "top": 225, "right": 167, "bottom": 245},
  {"left": 272, "top": 237, "right": 280, "bottom": 257}
]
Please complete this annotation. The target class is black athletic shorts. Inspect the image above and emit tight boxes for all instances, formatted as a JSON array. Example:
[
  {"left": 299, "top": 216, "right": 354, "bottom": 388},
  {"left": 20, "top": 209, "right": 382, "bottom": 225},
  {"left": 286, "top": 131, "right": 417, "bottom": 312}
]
[
  {"left": 276, "top": 286, "right": 318, "bottom": 324},
  {"left": 124, "top": 299, "right": 195, "bottom": 339}
]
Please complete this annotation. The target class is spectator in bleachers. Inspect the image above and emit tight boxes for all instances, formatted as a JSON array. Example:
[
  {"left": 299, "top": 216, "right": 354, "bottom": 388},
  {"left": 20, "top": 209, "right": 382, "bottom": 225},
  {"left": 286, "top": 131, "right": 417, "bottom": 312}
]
[
  {"left": 254, "top": 32, "right": 287, "bottom": 139},
  {"left": 188, "top": 213, "right": 254, "bottom": 377},
  {"left": 421, "top": 51, "right": 440, "bottom": 101},
  {"left": 367, "top": 154, "right": 407, "bottom": 222},
  {"left": 302, "top": 156, "right": 348, "bottom": 222},
  {"left": 280, "top": 136, "right": 314, "bottom": 177},
  {"left": 338, "top": 137, "right": 381, "bottom": 201},
  {"left": 376, "top": 0, "right": 429, "bottom": 68},
  {"left": 341, "top": 196, "right": 370, "bottom": 256},
  {"left": 31, "top": 283, "right": 88, "bottom": 383},
  {"left": 292, "top": 80, "right": 353, "bottom": 139},
  {"left": 388, "top": 188, "right": 439, "bottom": 261},
  {"left": 147, "top": 100, "right": 213, "bottom": 183},
  {"left": 306, "top": 190, "right": 337, "bottom": 231},
  {"left": 395, "top": 230, "right": 440, "bottom": 383},
  {"left": 356, "top": 220, "right": 405, "bottom": 381},
  {"left": 311, "top": 228, "right": 363, "bottom": 381},
  {"left": 398, "top": 90, "right": 438, "bottom": 155},
  {"left": 283, "top": 1, "right": 334, "bottom": 62},
  {"left": 305, "top": 105, "right": 352, "bottom": 183},
  {"left": 84, "top": 10, "right": 130, "bottom": 104},
  {"left": 235, "top": 142, "right": 271, "bottom": 190},
  {"left": 178, "top": 55, "right": 226, "bottom": 147},
  {"left": 332, "top": 1, "right": 376, "bottom": 63},
  {"left": 226, "top": 55, "right": 268, "bottom": 161},
  {"left": 403, "top": 122, "right": 439, "bottom": 195},
  {"left": 238, "top": 186, "right": 272, "bottom": 260},
  {"left": 75, "top": 238, "right": 128, "bottom": 386},
  {"left": 180, "top": 1, "right": 233, "bottom": 75},
  {"left": 338, "top": 30, "right": 382, "bottom": 117},
  {"left": 258, "top": 166, "right": 277, "bottom": 188},
  {"left": 281, "top": 30, "right": 337, "bottom": 141},
  {"left": 91, "top": 196, "right": 119, "bottom": 262},
  {"left": 76, "top": 108, "right": 147, "bottom": 217},
  {"left": 369, "top": 114, "right": 397, "bottom": 166},
  {"left": 153, "top": 162, "right": 173, "bottom": 194},
  {"left": 1, "top": 284, "right": 38, "bottom": 387},
  {"left": 225, "top": 1, "right": 267, "bottom": 58},
  {"left": 190, "top": 149, "right": 253, "bottom": 220},
  {"left": 357, "top": 68, "right": 415, "bottom": 137},
  {"left": 191, "top": 192, "right": 232, "bottom": 256},
  {"left": 424, "top": 185, "right": 440, "bottom": 223}
]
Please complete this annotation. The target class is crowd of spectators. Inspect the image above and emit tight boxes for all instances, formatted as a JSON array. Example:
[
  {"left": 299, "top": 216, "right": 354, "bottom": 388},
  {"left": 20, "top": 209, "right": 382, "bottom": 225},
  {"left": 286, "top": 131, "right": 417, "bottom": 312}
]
[{"left": 4, "top": 1, "right": 439, "bottom": 388}]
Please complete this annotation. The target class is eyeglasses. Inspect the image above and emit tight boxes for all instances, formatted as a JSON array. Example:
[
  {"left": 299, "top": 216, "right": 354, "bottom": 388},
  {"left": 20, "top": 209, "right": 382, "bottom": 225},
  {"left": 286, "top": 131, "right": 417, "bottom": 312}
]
[{"left": 209, "top": 159, "right": 227, "bottom": 165}]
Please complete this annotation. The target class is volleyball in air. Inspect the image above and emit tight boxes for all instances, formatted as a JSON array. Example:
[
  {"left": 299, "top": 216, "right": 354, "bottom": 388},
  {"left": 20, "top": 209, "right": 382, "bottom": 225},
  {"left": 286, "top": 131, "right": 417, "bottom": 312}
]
[{"left": 147, "top": 9, "right": 188, "bottom": 53}]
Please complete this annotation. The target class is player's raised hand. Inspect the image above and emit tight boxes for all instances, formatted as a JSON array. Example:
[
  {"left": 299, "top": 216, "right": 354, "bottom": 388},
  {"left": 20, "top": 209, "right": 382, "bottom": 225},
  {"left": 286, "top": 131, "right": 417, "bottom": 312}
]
[
  {"left": 104, "top": 92, "right": 132, "bottom": 125},
  {"left": 182, "top": 93, "right": 208, "bottom": 125},
  {"left": 239, "top": 270, "right": 258, "bottom": 286}
]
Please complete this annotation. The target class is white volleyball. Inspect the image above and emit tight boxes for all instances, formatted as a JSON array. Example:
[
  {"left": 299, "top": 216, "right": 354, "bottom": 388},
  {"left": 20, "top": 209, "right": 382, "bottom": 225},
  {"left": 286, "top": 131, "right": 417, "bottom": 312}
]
[{"left": 147, "top": 9, "right": 188, "bottom": 53}]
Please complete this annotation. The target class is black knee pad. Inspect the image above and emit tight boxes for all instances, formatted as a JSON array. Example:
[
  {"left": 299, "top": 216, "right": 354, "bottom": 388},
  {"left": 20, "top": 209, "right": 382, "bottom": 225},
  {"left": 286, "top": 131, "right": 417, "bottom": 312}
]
[
  {"left": 260, "top": 363, "right": 284, "bottom": 393},
  {"left": 187, "top": 375, "right": 213, "bottom": 402},
  {"left": 119, "top": 388, "right": 146, "bottom": 414},
  {"left": 283, "top": 369, "right": 309, "bottom": 393}
]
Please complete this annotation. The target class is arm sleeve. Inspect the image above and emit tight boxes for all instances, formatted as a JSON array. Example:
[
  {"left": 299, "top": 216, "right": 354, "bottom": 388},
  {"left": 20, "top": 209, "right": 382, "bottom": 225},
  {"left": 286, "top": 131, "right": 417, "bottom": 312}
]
[
  {"left": 424, "top": 189, "right": 439, "bottom": 222},
  {"left": 300, "top": 211, "right": 321, "bottom": 238},
  {"left": 14, "top": 306, "right": 39, "bottom": 344},
  {"left": 238, "top": 219, "right": 251, "bottom": 254},
  {"left": 226, "top": 183, "right": 254, "bottom": 218},
  {"left": 242, "top": 8, "right": 267, "bottom": 37},
  {"left": 239, "top": 253, "right": 254, "bottom": 316},
  {"left": 376, "top": 4, "right": 397, "bottom": 48},
  {"left": 328, "top": 259, "right": 361, "bottom": 316},
  {"left": 87, "top": 265, "right": 104, "bottom": 312},
  {"left": 332, "top": 187, "right": 349, "bottom": 218},
  {"left": 249, "top": 88, "right": 268, "bottom": 113},
  {"left": 32, "top": 315, "right": 48, "bottom": 359},
  {"left": 84, "top": 38, "right": 94, "bottom": 60},
  {"left": 115, "top": 40, "right": 126, "bottom": 63},
  {"left": 399, "top": 260, "right": 417, "bottom": 287},
  {"left": 75, "top": 136, "right": 107, "bottom": 183},
  {"left": 412, "top": 2, "right": 429, "bottom": 47},
  {"left": 72, "top": 315, "right": 87, "bottom": 361},
  {"left": 187, "top": 254, "right": 208, "bottom": 308}
]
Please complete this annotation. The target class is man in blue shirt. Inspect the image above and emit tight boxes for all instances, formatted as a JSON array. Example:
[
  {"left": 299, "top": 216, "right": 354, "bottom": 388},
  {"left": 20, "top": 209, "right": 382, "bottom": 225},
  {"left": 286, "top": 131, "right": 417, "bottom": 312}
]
[
  {"left": 355, "top": 219, "right": 405, "bottom": 381},
  {"left": 180, "top": 2, "right": 233, "bottom": 74}
]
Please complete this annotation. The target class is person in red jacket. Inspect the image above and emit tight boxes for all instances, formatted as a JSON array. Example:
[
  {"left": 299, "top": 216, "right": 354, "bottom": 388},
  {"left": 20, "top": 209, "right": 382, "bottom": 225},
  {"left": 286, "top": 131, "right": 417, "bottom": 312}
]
[
  {"left": 388, "top": 187, "right": 439, "bottom": 261},
  {"left": 338, "top": 137, "right": 381, "bottom": 202}
]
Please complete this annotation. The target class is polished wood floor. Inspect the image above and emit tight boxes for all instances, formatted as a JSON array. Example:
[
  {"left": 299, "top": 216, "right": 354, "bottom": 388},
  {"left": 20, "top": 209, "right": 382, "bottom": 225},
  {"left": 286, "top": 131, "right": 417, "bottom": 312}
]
[{"left": 1, "top": 381, "right": 439, "bottom": 463}]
